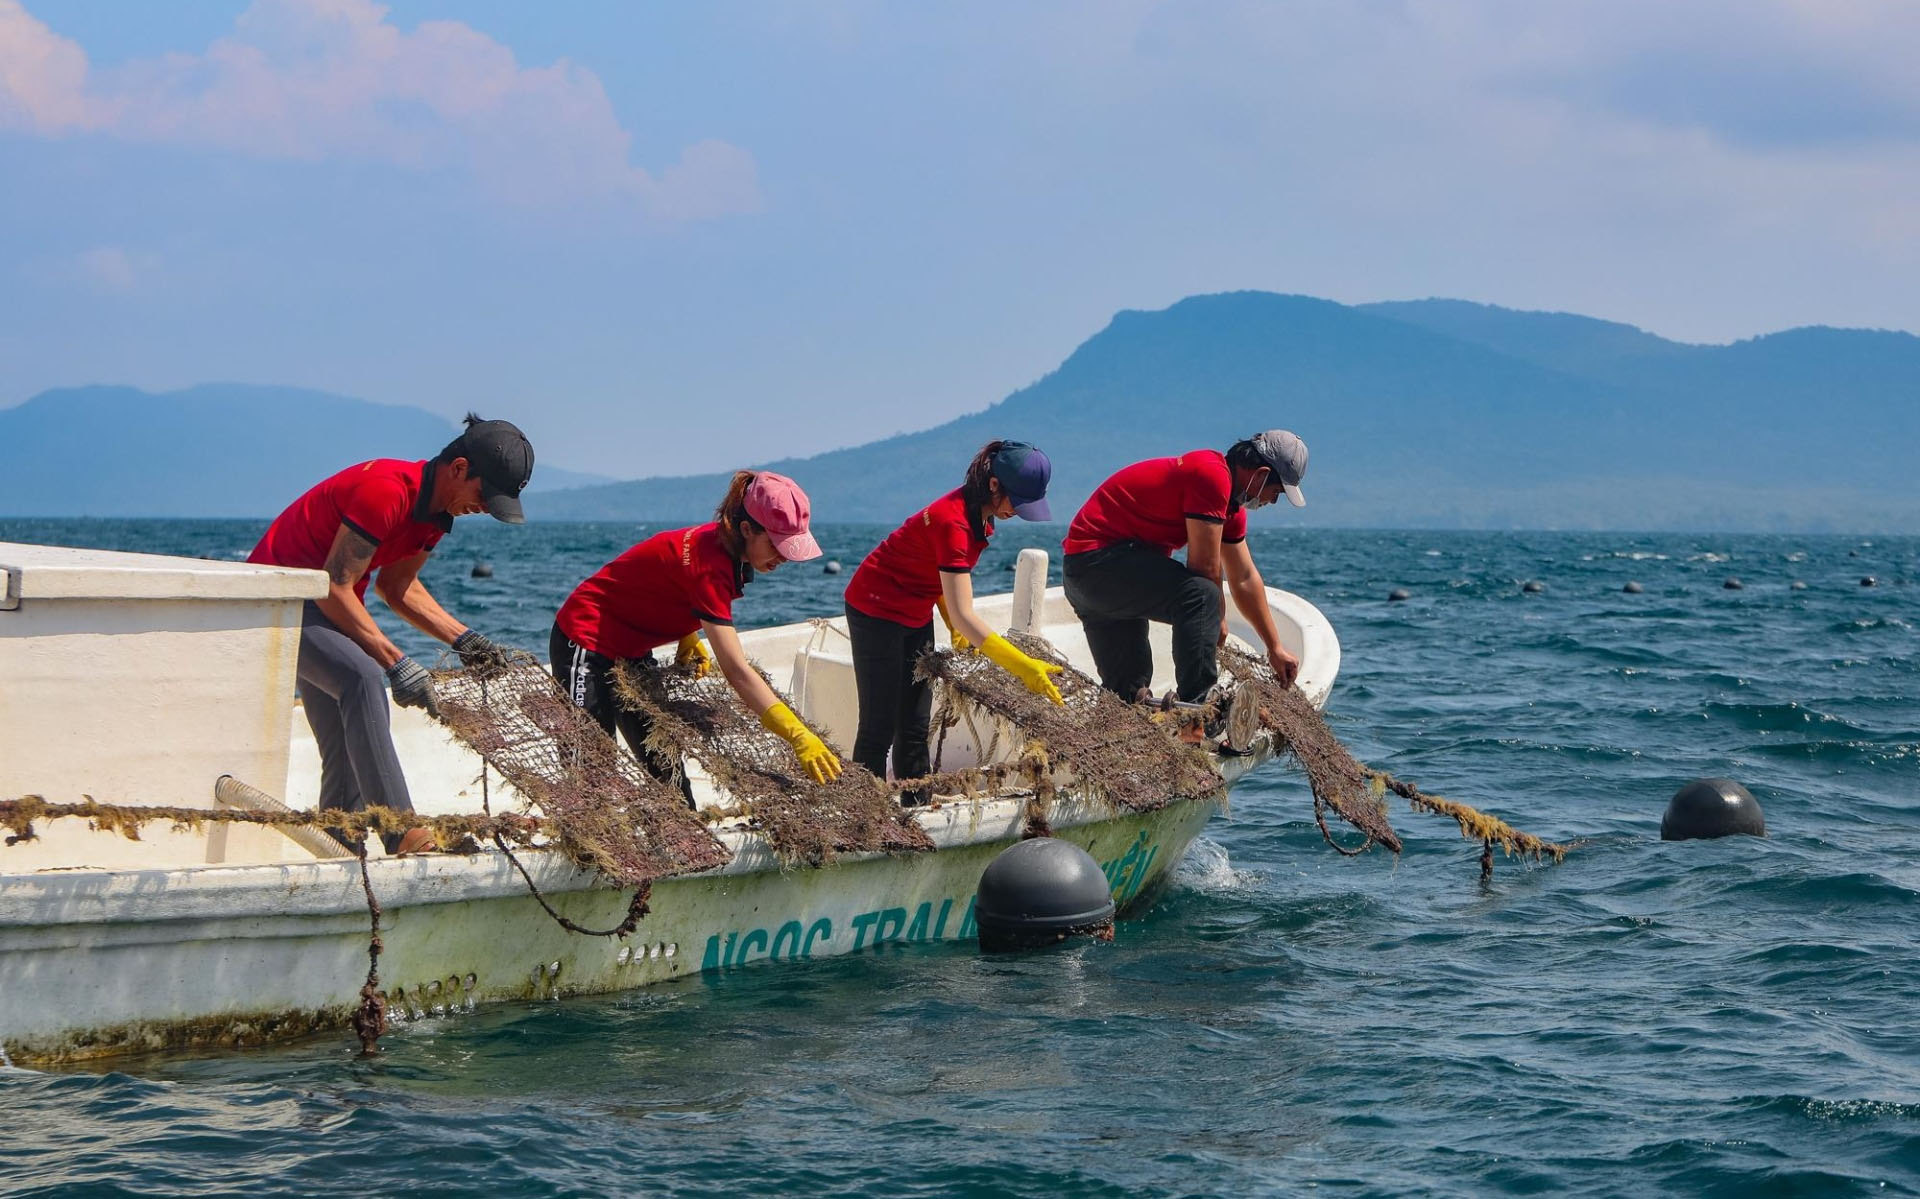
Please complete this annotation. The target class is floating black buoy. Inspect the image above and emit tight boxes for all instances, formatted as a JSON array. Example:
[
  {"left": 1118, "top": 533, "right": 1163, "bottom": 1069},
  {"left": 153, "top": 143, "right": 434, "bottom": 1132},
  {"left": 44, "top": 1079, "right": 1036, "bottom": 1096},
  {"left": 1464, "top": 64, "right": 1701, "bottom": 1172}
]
[
  {"left": 1388, "top": 588, "right": 1410, "bottom": 602},
  {"left": 1522, "top": 581, "right": 1546, "bottom": 594},
  {"left": 1790, "top": 580, "right": 1807, "bottom": 591},
  {"left": 1723, "top": 577, "right": 1743, "bottom": 590},
  {"left": 1661, "top": 778, "right": 1765, "bottom": 841},
  {"left": 974, "top": 838, "right": 1116, "bottom": 952},
  {"left": 470, "top": 561, "right": 493, "bottom": 579},
  {"left": 1623, "top": 581, "right": 1644, "bottom": 594},
  {"left": 822, "top": 559, "right": 842, "bottom": 575},
  {"left": 1862, "top": 576, "right": 1878, "bottom": 587}
]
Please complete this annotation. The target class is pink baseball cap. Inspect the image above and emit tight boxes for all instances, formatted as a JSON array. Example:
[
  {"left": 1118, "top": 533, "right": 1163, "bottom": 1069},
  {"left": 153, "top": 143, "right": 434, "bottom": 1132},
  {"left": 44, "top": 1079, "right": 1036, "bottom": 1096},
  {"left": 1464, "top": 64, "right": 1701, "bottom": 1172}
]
[{"left": 744, "top": 472, "right": 822, "bottom": 562}]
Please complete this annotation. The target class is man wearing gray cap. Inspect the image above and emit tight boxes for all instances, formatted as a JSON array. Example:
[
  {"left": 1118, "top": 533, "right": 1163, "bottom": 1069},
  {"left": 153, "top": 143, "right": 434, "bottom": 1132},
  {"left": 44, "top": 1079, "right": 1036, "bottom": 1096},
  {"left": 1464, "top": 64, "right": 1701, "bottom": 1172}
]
[{"left": 1062, "top": 430, "right": 1308, "bottom": 707}]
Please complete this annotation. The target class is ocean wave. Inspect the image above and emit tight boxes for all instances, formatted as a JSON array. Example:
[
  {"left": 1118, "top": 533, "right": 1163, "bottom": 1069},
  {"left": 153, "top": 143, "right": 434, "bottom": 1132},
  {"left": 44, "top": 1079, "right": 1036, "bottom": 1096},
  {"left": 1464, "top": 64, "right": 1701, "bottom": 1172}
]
[
  {"left": 1702, "top": 700, "right": 1877, "bottom": 736},
  {"left": 1830, "top": 616, "right": 1913, "bottom": 634}
]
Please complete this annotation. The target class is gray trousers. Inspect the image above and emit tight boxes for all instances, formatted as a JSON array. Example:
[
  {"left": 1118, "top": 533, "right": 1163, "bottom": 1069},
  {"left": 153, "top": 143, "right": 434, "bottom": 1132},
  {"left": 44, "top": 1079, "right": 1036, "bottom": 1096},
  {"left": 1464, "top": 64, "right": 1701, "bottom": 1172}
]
[{"left": 297, "top": 602, "right": 414, "bottom": 814}]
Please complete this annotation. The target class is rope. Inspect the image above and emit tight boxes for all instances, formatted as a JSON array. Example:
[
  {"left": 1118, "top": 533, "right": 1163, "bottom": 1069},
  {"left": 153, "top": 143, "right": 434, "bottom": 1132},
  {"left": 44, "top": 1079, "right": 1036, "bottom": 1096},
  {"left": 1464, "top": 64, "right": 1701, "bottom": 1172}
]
[
  {"left": 350, "top": 843, "right": 387, "bottom": 1056},
  {"left": 480, "top": 764, "right": 652, "bottom": 939}
]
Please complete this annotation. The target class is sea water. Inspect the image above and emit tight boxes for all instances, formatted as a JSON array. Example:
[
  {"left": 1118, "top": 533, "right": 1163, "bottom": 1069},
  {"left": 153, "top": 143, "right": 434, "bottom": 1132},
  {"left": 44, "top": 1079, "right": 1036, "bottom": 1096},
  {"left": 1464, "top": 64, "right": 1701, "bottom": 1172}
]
[{"left": 2, "top": 521, "right": 1916, "bottom": 1197}]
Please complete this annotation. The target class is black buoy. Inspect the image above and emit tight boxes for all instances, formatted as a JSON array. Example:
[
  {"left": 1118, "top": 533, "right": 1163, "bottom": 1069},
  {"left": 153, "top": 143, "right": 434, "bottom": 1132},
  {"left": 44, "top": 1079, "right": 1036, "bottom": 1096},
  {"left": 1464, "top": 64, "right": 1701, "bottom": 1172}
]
[
  {"left": 1388, "top": 588, "right": 1410, "bottom": 602},
  {"left": 1623, "top": 581, "right": 1644, "bottom": 594},
  {"left": 1661, "top": 778, "right": 1766, "bottom": 841},
  {"left": 1723, "top": 577, "right": 1743, "bottom": 590},
  {"left": 1790, "top": 580, "right": 1807, "bottom": 591},
  {"left": 974, "top": 838, "right": 1116, "bottom": 952},
  {"left": 1862, "top": 576, "right": 1878, "bottom": 587},
  {"left": 470, "top": 561, "right": 493, "bottom": 579},
  {"left": 822, "top": 559, "right": 842, "bottom": 575},
  {"left": 1522, "top": 580, "right": 1546, "bottom": 594}
]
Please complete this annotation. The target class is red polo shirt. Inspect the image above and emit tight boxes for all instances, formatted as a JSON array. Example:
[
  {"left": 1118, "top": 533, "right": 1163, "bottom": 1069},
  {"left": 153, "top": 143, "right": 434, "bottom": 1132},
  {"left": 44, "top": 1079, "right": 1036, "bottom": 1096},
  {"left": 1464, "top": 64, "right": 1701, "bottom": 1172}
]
[
  {"left": 1063, "top": 450, "right": 1248, "bottom": 556},
  {"left": 846, "top": 488, "right": 992, "bottom": 627},
  {"left": 555, "top": 523, "right": 746, "bottom": 661},
  {"left": 248, "top": 459, "right": 451, "bottom": 598}
]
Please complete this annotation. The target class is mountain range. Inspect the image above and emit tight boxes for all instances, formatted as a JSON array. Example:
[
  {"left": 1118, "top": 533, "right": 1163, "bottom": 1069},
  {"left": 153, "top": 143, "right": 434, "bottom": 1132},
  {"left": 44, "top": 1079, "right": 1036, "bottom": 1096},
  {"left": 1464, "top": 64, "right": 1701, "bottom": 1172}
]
[
  {"left": 3, "top": 294, "right": 1916, "bottom": 531},
  {"left": 535, "top": 293, "right": 1920, "bottom": 532},
  {"left": 0, "top": 384, "right": 610, "bottom": 518}
]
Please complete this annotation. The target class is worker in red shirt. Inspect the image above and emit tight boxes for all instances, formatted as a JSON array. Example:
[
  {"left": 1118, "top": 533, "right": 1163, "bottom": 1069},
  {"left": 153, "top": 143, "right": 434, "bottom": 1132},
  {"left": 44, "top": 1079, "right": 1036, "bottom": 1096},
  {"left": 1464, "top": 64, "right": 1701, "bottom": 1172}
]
[
  {"left": 843, "top": 441, "right": 1061, "bottom": 805},
  {"left": 250, "top": 415, "right": 533, "bottom": 843},
  {"left": 1062, "top": 430, "right": 1308, "bottom": 706},
  {"left": 552, "top": 470, "right": 842, "bottom": 798}
]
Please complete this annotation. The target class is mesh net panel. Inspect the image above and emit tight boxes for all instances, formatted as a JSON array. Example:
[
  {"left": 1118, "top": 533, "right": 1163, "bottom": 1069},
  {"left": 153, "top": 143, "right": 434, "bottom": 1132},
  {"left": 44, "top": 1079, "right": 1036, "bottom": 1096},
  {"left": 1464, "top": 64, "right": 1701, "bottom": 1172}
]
[
  {"left": 431, "top": 654, "right": 732, "bottom": 884},
  {"left": 1217, "top": 643, "right": 1403, "bottom": 852},
  {"left": 920, "top": 633, "right": 1225, "bottom": 813},
  {"left": 1221, "top": 643, "right": 1567, "bottom": 869},
  {"left": 612, "top": 659, "right": 935, "bottom": 866}
]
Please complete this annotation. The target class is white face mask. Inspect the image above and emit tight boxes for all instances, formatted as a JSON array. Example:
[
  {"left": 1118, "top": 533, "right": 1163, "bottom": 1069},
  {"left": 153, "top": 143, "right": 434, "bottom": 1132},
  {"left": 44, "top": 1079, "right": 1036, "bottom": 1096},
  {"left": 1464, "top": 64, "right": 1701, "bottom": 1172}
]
[{"left": 1242, "top": 474, "right": 1274, "bottom": 509}]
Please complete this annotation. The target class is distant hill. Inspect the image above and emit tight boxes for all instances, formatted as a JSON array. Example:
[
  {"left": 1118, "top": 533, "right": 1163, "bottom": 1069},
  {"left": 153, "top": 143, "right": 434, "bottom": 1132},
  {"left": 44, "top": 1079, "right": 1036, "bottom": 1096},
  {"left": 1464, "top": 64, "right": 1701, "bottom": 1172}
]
[
  {"left": 0, "top": 384, "right": 613, "bottom": 517},
  {"left": 536, "top": 293, "right": 1920, "bottom": 532}
]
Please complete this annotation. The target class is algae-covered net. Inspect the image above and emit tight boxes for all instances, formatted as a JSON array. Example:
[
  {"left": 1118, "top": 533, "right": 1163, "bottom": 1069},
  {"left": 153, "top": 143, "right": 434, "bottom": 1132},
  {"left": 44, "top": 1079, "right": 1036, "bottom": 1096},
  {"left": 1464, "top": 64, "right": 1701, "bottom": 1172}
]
[
  {"left": 431, "top": 653, "right": 732, "bottom": 884},
  {"left": 920, "top": 632, "right": 1225, "bottom": 813},
  {"left": 612, "top": 659, "right": 934, "bottom": 866},
  {"left": 1218, "top": 643, "right": 1568, "bottom": 877}
]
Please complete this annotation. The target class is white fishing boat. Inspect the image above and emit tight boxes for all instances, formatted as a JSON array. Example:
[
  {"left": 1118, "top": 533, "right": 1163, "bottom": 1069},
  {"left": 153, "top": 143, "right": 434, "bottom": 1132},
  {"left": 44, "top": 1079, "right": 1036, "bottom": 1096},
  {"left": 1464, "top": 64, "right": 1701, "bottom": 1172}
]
[{"left": 0, "top": 541, "right": 1338, "bottom": 1066}]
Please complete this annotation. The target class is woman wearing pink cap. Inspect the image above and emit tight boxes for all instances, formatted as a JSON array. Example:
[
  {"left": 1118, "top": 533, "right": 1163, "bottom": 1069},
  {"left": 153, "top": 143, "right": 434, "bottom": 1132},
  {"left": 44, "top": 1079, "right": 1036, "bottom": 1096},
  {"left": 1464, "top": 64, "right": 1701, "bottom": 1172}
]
[
  {"left": 551, "top": 470, "right": 842, "bottom": 794},
  {"left": 843, "top": 440, "right": 1062, "bottom": 806}
]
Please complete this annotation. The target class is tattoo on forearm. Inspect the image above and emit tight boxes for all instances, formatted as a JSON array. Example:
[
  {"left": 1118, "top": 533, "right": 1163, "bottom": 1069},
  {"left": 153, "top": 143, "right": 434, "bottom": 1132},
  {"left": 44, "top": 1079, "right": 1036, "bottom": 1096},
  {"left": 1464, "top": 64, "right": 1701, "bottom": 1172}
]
[{"left": 324, "top": 528, "right": 378, "bottom": 588}]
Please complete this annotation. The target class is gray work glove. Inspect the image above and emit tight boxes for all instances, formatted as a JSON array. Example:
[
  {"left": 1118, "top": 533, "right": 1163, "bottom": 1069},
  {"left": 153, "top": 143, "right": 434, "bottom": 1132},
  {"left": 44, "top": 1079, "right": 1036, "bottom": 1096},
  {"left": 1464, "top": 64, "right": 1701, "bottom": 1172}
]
[
  {"left": 386, "top": 655, "right": 439, "bottom": 717},
  {"left": 452, "top": 628, "right": 508, "bottom": 671}
]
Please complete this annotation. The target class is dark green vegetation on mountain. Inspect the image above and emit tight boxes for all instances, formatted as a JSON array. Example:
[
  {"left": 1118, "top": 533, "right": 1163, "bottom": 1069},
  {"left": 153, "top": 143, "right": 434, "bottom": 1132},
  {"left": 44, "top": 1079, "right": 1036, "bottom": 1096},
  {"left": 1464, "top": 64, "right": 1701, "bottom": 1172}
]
[{"left": 6, "top": 294, "right": 1915, "bottom": 529}]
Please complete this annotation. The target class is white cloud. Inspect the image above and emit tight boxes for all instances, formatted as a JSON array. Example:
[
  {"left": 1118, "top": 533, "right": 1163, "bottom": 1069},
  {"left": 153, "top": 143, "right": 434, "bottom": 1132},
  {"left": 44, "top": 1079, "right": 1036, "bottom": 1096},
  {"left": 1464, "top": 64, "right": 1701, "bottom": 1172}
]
[
  {"left": 75, "top": 246, "right": 142, "bottom": 293},
  {"left": 0, "top": 0, "right": 761, "bottom": 219}
]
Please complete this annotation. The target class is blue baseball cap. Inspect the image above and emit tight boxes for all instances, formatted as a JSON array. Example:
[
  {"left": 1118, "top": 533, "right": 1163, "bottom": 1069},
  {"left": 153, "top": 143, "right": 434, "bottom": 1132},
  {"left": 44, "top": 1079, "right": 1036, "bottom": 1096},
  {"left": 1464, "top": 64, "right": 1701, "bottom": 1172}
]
[{"left": 990, "top": 441, "right": 1052, "bottom": 521}]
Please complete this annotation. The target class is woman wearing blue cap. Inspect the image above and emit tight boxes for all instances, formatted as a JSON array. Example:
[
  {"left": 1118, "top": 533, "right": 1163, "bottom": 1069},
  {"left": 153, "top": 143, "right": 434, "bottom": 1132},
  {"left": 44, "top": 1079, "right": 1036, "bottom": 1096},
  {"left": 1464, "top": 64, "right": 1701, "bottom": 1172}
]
[{"left": 844, "top": 440, "right": 1061, "bottom": 805}]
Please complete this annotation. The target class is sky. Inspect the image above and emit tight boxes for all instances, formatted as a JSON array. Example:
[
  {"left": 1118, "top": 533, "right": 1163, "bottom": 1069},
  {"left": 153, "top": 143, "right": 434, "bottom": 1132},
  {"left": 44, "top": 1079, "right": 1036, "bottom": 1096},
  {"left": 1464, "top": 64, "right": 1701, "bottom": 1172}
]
[{"left": 3, "top": 0, "right": 1917, "bottom": 478}]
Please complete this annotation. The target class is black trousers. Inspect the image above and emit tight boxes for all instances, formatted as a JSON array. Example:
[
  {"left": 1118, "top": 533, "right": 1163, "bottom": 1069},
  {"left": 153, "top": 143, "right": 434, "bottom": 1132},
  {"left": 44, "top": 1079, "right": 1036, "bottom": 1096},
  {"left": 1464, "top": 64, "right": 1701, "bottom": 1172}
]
[
  {"left": 548, "top": 624, "right": 694, "bottom": 806},
  {"left": 845, "top": 603, "right": 935, "bottom": 789},
  {"left": 296, "top": 602, "right": 414, "bottom": 814},
  {"left": 1063, "top": 543, "right": 1223, "bottom": 703}
]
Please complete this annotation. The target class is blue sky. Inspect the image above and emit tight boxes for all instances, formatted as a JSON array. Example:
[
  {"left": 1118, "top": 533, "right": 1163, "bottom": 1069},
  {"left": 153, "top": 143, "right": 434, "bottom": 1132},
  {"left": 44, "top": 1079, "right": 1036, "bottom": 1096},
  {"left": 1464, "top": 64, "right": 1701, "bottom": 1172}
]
[{"left": 4, "top": 0, "right": 1917, "bottom": 477}]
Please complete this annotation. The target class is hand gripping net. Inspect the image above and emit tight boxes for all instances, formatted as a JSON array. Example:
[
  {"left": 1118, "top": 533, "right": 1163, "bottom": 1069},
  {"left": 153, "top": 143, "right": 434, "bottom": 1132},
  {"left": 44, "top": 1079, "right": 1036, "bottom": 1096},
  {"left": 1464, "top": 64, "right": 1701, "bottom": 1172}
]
[
  {"left": 919, "top": 632, "right": 1226, "bottom": 814},
  {"left": 612, "top": 659, "right": 934, "bottom": 867}
]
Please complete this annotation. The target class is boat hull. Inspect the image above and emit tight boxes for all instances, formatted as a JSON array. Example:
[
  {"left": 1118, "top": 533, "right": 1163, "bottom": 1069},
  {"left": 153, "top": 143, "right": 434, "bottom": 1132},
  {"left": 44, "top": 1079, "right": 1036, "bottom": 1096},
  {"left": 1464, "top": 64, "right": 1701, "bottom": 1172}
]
[{"left": 0, "top": 784, "right": 1231, "bottom": 1066}]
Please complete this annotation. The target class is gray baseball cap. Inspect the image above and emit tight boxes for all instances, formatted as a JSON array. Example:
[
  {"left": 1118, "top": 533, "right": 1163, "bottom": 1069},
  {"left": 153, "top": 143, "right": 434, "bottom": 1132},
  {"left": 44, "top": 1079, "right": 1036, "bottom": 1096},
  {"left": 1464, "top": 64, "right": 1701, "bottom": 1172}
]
[{"left": 1251, "top": 429, "right": 1307, "bottom": 508}]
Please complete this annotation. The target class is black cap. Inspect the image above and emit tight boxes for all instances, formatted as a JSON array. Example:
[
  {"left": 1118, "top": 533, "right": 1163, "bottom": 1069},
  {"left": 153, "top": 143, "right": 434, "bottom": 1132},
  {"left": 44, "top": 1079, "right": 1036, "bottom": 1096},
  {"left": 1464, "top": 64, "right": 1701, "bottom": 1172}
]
[{"left": 448, "top": 415, "right": 534, "bottom": 524}]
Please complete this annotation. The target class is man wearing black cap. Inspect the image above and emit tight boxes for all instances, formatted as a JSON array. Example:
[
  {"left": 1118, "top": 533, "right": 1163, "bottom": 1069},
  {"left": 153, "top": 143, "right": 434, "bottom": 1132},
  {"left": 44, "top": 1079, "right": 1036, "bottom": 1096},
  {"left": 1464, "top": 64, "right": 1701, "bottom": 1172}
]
[
  {"left": 1062, "top": 429, "right": 1308, "bottom": 708},
  {"left": 249, "top": 415, "right": 533, "bottom": 841}
]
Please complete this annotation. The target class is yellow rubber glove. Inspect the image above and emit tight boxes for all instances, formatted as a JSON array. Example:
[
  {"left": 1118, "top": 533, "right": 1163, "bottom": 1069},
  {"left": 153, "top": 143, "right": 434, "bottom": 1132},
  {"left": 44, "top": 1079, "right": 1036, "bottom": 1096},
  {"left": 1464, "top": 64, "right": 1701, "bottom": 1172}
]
[
  {"left": 935, "top": 596, "right": 971, "bottom": 651},
  {"left": 759, "top": 701, "right": 843, "bottom": 784},
  {"left": 674, "top": 633, "right": 714, "bottom": 678},
  {"left": 979, "top": 634, "right": 1065, "bottom": 705}
]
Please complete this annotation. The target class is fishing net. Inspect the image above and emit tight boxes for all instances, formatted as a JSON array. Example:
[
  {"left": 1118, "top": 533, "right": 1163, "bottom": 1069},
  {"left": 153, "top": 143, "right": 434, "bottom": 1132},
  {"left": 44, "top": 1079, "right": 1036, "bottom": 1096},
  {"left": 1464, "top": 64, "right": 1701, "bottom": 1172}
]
[
  {"left": 612, "top": 658, "right": 935, "bottom": 867},
  {"left": 431, "top": 653, "right": 732, "bottom": 884},
  {"left": 919, "top": 633, "right": 1225, "bottom": 814},
  {"left": 1218, "top": 644, "right": 1567, "bottom": 877}
]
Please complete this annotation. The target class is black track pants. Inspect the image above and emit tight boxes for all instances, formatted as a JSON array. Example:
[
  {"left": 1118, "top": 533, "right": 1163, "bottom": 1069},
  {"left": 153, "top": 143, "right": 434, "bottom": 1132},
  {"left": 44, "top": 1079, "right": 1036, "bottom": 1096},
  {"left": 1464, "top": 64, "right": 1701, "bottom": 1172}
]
[
  {"left": 548, "top": 624, "right": 694, "bottom": 806},
  {"left": 296, "top": 602, "right": 414, "bottom": 814},
  {"left": 1063, "top": 543, "right": 1223, "bottom": 703},
  {"left": 845, "top": 603, "right": 935, "bottom": 787}
]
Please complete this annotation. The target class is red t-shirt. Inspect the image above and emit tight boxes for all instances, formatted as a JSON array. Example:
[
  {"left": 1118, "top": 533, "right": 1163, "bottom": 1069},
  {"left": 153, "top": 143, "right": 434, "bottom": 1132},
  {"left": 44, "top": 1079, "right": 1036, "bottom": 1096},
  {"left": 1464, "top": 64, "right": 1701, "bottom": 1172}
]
[
  {"left": 846, "top": 488, "right": 992, "bottom": 627},
  {"left": 555, "top": 523, "right": 746, "bottom": 660},
  {"left": 1063, "top": 450, "right": 1248, "bottom": 556},
  {"left": 248, "top": 459, "right": 451, "bottom": 598}
]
